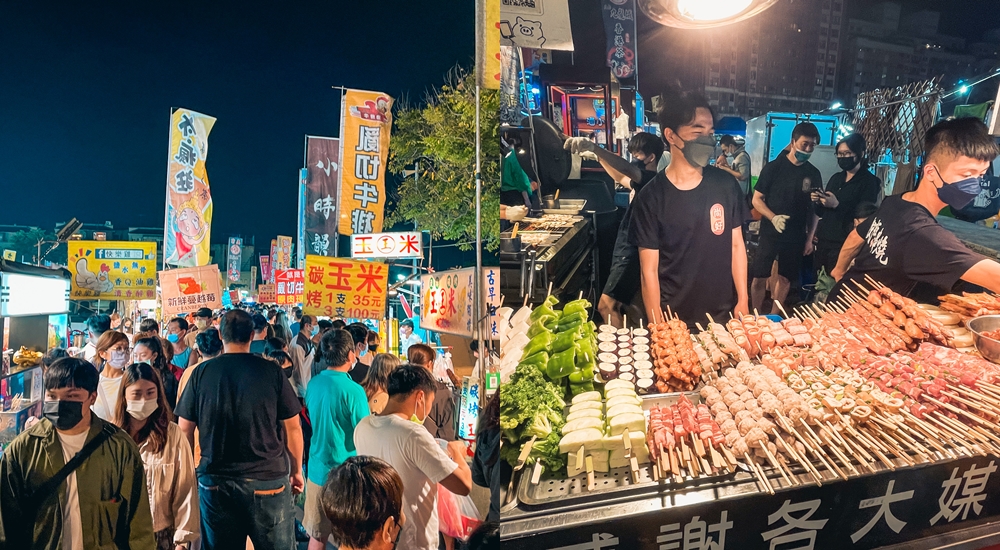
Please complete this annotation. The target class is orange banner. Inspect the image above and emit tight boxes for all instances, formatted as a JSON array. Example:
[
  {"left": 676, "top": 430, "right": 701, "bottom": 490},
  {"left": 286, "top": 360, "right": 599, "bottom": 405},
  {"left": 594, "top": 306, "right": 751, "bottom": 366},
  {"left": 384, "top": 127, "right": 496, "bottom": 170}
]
[
  {"left": 159, "top": 265, "right": 222, "bottom": 318},
  {"left": 338, "top": 89, "right": 393, "bottom": 235},
  {"left": 257, "top": 283, "right": 276, "bottom": 304},
  {"left": 303, "top": 255, "right": 388, "bottom": 320}
]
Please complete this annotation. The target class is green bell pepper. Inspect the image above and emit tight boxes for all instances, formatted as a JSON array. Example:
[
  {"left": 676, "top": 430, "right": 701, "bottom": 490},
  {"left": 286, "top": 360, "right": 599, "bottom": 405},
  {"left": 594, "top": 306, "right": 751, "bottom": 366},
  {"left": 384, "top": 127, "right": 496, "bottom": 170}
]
[
  {"left": 527, "top": 318, "right": 554, "bottom": 339},
  {"left": 543, "top": 314, "right": 562, "bottom": 331},
  {"left": 569, "top": 379, "right": 595, "bottom": 395},
  {"left": 556, "top": 312, "right": 586, "bottom": 333},
  {"left": 576, "top": 338, "right": 595, "bottom": 363},
  {"left": 518, "top": 351, "right": 548, "bottom": 369},
  {"left": 545, "top": 347, "right": 577, "bottom": 380},
  {"left": 529, "top": 303, "right": 557, "bottom": 322},
  {"left": 551, "top": 327, "right": 580, "bottom": 353},
  {"left": 522, "top": 331, "right": 553, "bottom": 359},
  {"left": 563, "top": 299, "right": 591, "bottom": 316}
]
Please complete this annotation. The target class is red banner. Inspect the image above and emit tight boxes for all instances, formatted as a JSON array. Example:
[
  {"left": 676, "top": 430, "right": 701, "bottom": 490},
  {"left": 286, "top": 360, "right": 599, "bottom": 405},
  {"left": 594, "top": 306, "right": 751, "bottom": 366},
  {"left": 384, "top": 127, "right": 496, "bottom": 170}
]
[{"left": 275, "top": 269, "right": 304, "bottom": 306}]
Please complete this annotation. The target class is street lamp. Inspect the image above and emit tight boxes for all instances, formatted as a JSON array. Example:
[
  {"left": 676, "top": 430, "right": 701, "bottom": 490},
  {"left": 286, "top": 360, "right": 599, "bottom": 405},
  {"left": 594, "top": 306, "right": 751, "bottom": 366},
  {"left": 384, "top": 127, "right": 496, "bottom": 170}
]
[{"left": 639, "top": 0, "right": 780, "bottom": 29}]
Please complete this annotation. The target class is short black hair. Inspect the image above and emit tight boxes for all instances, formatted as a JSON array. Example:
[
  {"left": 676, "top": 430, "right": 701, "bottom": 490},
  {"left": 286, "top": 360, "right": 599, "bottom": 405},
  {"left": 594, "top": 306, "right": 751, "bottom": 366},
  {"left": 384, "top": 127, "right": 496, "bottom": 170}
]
[
  {"left": 168, "top": 317, "right": 189, "bottom": 331},
  {"left": 399, "top": 319, "right": 414, "bottom": 329},
  {"left": 466, "top": 522, "right": 500, "bottom": 550},
  {"left": 196, "top": 328, "right": 224, "bottom": 356},
  {"left": 300, "top": 315, "right": 315, "bottom": 329},
  {"left": 317, "top": 319, "right": 333, "bottom": 330},
  {"left": 627, "top": 132, "right": 664, "bottom": 160},
  {"left": 220, "top": 309, "right": 254, "bottom": 344},
  {"left": 791, "top": 122, "right": 820, "bottom": 142},
  {"left": 252, "top": 313, "right": 269, "bottom": 332},
  {"left": 719, "top": 135, "right": 738, "bottom": 147},
  {"left": 332, "top": 319, "right": 347, "bottom": 330},
  {"left": 854, "top": 201, "right": 879, "bottom": 220},
  {"left": 139, "top": 318, "right": 159, "bottom": 334},
  {"left": 266, "top": 350, "right": 293, "bottom": 367},
  {"left": 925, "top": 117, "right": 1000, "bottom": 163},
  {"left": 655, "top": 88, "right": 714, "bottom": 146},
  {"left": 194, "top": 307, "right": 213, "bottom": 318},
  {"left": 87, "top": 314, "right": 111, "bottom": 335},
  {"left": 321, "top": 329, "right": 356, "bottom": 367},
  {"left": 387, "top": 364, "right": 438, "bottom": 398},
  {"left": 321, "top": 456, "right": 403, "bottom": 549},
  {"left": 345, "top": 324, "right": 369, "bottom": 347},
  {"left": 45, "top": 357, "right": 98, "bottom": 394},
  {"left": 837, "top": 133, "right": 867, "bottom": 162},
  {"left": 42, "top": 348, "right": 70, "bottom": 368},
  {"left": 265, "top": 337, "right": 287, "bottom": 355}
]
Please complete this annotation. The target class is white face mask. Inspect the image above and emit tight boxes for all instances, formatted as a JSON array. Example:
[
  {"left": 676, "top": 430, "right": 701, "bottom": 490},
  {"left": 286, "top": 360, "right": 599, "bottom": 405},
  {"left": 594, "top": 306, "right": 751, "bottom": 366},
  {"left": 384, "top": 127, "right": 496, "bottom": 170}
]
[
  {"left": 126, "top": 399, "right": 158, "bottom": 421},
  {"left": 108, "top": 350, "right": 129, "bottom": 369}
]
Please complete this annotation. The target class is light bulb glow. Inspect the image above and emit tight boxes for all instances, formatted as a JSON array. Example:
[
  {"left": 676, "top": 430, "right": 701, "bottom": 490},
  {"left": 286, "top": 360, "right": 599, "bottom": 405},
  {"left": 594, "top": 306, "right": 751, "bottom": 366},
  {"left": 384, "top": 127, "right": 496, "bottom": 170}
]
[{"left": 676, "top": 0, "right": 753, "bottom": 21}]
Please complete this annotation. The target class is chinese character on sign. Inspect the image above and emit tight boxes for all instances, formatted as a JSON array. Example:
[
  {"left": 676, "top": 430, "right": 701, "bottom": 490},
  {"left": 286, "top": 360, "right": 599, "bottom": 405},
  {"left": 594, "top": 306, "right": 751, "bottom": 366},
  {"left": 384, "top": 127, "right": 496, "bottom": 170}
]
[
  {"left": 175, "top": 138, "right": 198, "bottom": 167},
  {"left": 353, "top": 182, "right": 379, "bottom": 208},
  {"left": 851, "top": 480, "right": 914, "bottom": 543},
  {"left": 400, "top": 233, "right": 420, "bottom": 254},
  {"left": 351, "top": 209, "right": 375, "bottom": 234},
  {"left": 761, "top": 499, "right": 828, "bottom": 550},
  {"left": 356, "top": 126, "right": 380, "bottom": 153},
  {"left": 314, "top": 195, "right": 335, "bottom": 220},
  {"left": 931, "top": 461, "right": 997, "bottom": 525},
  {"left": 548, "top": 533, "right": 620, "bottom": 550},
  {"left": 324, "top": 262, "right": 353, "bottom": 291},
  {"left": 657, "top": 511, "right": 732, "bottom": 550},
  {"left": 355, "top": 263, "right": 383, "bottom": 293},
  {"left": 174, "top": 169, "right": 195, "bottom": 193},
  {"left": 177, "top": 113, "right": 196, "bottom": 137},
  {"left": 355, "top": 154, "right": 380, "bottom": 180},
  {"left": 307, "top": 265, "right": 325, "bottom": 284},
  {"left": 306, "top": 290, "right": 323, "bottom": 308},
  {"left": 311, "top": 233, "right": 330, "bottom": 255}
]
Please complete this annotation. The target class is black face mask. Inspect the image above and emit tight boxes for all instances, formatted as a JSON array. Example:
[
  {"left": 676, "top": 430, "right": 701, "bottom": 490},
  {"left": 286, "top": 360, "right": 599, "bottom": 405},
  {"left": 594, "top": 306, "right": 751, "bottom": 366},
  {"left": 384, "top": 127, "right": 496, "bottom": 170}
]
[
  {"left": 369, "top": 344, "right": 379, "bottom": 353},
  {"left": 283, "top": 366, "right": 294, "bottom": 379},
  {"left": 837, "top": 156, "right": 859, "bottom": 171},
  {"left": 43, "top": 400, "right": 85, "bottom": 431}
]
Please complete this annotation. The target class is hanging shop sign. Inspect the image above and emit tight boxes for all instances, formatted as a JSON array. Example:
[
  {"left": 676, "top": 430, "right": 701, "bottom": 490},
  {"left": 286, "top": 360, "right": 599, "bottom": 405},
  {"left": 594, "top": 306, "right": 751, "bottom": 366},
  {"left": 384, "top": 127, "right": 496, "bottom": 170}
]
[
  {"left": 2, "top": 250, "right": 15, "bottom": 261},
  {"left": 601, "top": 0, "right": 637, "bottom": 79},
  {"left": 259, "top": 255, "right": 271, "bottom": 285},
  {"left": 227, "top": 237, "right": 242, "bottom": 282},
  {"left": 274, "top": 236, "right": 293, "bottom": 273},
  {"left": 500, "top": 0, "right": 574, "bottom": 51},
  {"left": 350, "top": 231, "right": 422, "bottom": 260},
  {"left": 164, "top": 108, "right": 215, "bottom": 267},
  {"left": 476, "top": 0, "right": 501, "bottom": 89},
  {"left": 484, "top": 266, "right": 500, "bottom": 340},
  {"left": 303, "top": 255, "right": 388, "bottom": 320},
  {"left": 338, "top": 89, "right": 393, "bottom": 235},
  {"left": 0, "top": 272, "right": 69, "bottom": 317},
  {"left": 159, "top": 265, "right": 222, "bottom": 318},
  {"left": 67, "top": 241, "right": 157, "bottom": 300},
  {"left": 304, "top": 136, "right": 340, "bottom": 257},
  {"left": 257, "top": 283, "right": 276, "bottom": 304},
  {"left": 420, "top": 267, "right": 476, "bottom": 337},
  {"left": 457, "top": 375, "right": 481, "bottom": 441},
  {"left": 269, "top": 239, "right": 278, "bottom": 283},
  {"left": 275, "top": 269, "right": 304, "bottom": 306}
]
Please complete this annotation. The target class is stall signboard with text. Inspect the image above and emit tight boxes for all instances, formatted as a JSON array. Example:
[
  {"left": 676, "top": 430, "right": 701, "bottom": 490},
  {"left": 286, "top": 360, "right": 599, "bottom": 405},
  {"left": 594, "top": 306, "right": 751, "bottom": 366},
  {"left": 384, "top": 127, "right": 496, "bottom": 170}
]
[
  {"left": 350, "top": 231, "right": 422, "bottom": 259},
  {"left": 159, "top": 265, "right": 222, "bottom": 318},
  {"left": 275, "top": 269, "right": 304, "bottom": 306},
  {"left": 68, "top": 241, "right": 157, "bottom": 300},
  {"left": 274, "top": 236, "right": 293, "bottom": 272},
  {"left": 303, "top": 255, "right": 388, "bottom": 320},
  {"left": 484, "top": 266, "right": 500, "bottom": 339},
  {"left": 420, "top": 267, "right": 475, "bottom": 337},
  {"left": 257, "top": 284, "right": 276, "bottom": 304},
  {"left": 227, "top": 237, "right": 242, "bottom": 282},
  {"left": 338, "top": 89, "right": 393, "bottom": 235}
]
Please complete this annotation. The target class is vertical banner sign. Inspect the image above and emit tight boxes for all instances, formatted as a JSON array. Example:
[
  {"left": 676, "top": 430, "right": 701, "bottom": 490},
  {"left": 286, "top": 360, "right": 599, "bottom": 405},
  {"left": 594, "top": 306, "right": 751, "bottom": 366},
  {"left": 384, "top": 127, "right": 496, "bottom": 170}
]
[
  {"left": 259, "top": 255, "right": 271, "bottom": 285},
  {"left": 601, "top": 0, "right": 636, "bottom": 79},
  {"left": 304, "top": 137, "right": 340, "bottom": 257},
  {"left": 420, "top": 267, "right": 476, "bottom": 337},
  {"left": 275, "top": 269, "right": 304, "bottom": 306},
  {"left": 250, "top": 266, "right": 258, "bottom": 294},
  {"left": 67, "top": 241, "right": 157, "bottom": 300},
  {"left": 303, "top": 255, "right": 388, "bottom": 320},
  {"left": 159, "top": 265, "right": 222, "bottom": 318},
  {"left": 257, "top": 284, "right": 276, "bottom": 304},
  {"left": 226, "top": 237, "right": 242, "bottom": 282},
  {"left": 476, "top": 0, "right": 501, "bottom": 89},
  {"left": 164, "top": 108, "right": 216, "bottom": 267},
  {"left": 483, "top": 266, "right": 500, "bottom": 339},
  {"left": 269, "top": 239, "right": 277, "bottom": 283},
  {"left": 458, "top": 376, "right": 481, "bottom": 443},
  {"left": 338, "top": 89, "right": 393, "bottom": 235},
  {"left": 276, "top": 236, "right": 293, "bottom": 273},
  {"left": 500, "top": 0, "right": 575, "bottom": 51}
]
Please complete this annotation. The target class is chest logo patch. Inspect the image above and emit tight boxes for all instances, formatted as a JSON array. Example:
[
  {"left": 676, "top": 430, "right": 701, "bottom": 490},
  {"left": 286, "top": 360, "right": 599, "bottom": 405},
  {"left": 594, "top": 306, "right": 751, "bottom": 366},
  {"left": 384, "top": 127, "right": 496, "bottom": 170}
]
[{"left": 710, "top": 203, "right": 725, "bottom": 235}]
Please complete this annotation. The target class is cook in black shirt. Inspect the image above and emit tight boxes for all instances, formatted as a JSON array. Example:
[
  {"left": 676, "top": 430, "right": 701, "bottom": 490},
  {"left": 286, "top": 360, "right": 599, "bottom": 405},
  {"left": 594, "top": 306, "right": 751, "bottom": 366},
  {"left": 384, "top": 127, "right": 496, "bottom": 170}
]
[
  {"left": 629, "top": 91, "right": 749, "bottom": 327},
  {"left": 565, "top": 132, "right": 663, "bottom": 326},
  {"left": 829, "top": 118, "right": 1000, "bottom": 302},
  {"left": 751, "top": 122, "right": 823, "bottom": 314},
  {"left": 810, "top": 133, "right": 882, "bottom": 275}
]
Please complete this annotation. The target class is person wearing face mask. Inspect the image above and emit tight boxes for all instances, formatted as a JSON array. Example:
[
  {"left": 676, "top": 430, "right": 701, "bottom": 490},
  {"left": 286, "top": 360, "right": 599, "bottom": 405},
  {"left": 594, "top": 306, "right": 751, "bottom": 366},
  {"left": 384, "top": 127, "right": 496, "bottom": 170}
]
[
  {"left": 716, "top": 135, "right": 751, "bottom": 198},
  {"left": 829, "top": 117, "right": 1000, "bottom": 302},
  {"left": 91, "top": 331, "right": 131, "bottom": 421},
  {"left": 565, "top": 132, "right": 665, "bottom": 327},
  {"left": 0, "top": 357, "right": 155, "bottom": 549},
  {"left": 79, "top": 313, "right": 112, "bottom": 364},
  {"left": 809, "top": 133, "right": 882, "bottom": 277},
  {"left": 629, "top": 89, "right": 750, "bottom": 327},
  {"left": 135, "top": 336, "right": 179, "bottom": 410},
  {"left": 302, "top": 329, "right": 371, "bottom": 550},
  {"left": 321, "top": 456, "right": 406, "bottom": 550},
  {"left": 354, "top": 365, "right": 471, "bottom": 550},
  {"left": 751, "top": 122, "right": 823, "bottom": 315},
  {"left": 166, "top": 317, "right": 195, "bottom": 371},
  {"left": 185, "top": 308, "right": 212, "bottom": 350},
  {"left": 346, "top": 323, "right": 373, "bottom": 385},
  {"left": 408, "top": 344, "right": 457, "bottom": 442},
  {"left": 114, "top": 363, "right": 199, "bottom": 550},
  {"left": 289, "top": 314, "right": 318, "bottom": 396}
]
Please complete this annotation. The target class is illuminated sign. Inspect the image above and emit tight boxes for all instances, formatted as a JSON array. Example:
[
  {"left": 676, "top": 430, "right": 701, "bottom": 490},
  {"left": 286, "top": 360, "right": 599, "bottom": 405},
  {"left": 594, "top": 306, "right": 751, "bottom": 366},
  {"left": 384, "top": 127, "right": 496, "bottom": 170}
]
[
  {"left": 1, "top": 273, "right": 70, "bottom": 317},
  {"left": 351, "top": 231, "right": 422, "bottom": 260}
]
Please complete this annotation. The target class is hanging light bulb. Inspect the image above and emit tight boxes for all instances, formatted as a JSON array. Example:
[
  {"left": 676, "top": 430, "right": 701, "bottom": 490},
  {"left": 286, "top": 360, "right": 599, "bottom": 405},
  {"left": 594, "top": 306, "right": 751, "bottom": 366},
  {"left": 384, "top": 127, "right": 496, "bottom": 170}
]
[
  {"left": 639, "top": 0, "right": 780, "bottom": 29},
  {"left": 675, "top": 0, "right": 752, "bottom": 22}
]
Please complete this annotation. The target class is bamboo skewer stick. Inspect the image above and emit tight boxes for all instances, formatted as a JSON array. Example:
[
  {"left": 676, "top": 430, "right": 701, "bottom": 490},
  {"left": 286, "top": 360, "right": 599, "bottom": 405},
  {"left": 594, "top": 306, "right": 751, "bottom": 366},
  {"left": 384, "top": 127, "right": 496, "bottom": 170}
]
[
  {"left": 772, "top": 429, "right": 823, "bottom": 485},
  {"left": 782, "top": 416, "right": 845, "bottom": 480},
  {"left": 802, "top": 420, "right": 859, "bottom": 476},
  {"left": 761, "top": 444, "right": 794, "bottom": 487},
  {"left": 926, "top": 396, "right": 1000, "bottom": 435},
  {"left": 948, "top": 384, "right": 1000, "bottom": 409},
  {"left": 877, "top": 415, "right": 938, "bottom": 461},
  {"left": 918, "top": 414, "right": 973, "bottom": 457},
  {"left": 744, "top": 453, "right": 773, "bottom": 495}
]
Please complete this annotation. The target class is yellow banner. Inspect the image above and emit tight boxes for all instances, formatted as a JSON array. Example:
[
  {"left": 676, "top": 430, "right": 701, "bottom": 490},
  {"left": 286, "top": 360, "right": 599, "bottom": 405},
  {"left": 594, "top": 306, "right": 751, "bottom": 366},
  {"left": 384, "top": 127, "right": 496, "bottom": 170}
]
[
  {"left": 303, "top": 255, "right": 388, "bottom": 320},
  {"left": 165, "top": 108, "right": 215, "bottom": 267},
  {"left": 338, "top": 89, "right": 393, "bottom": 235},
  {"left": 477, "top": 0, "right": 501, "bottom": 89},
  {"left": 67, "top": 241, "right": 157, "bottom": 300}
]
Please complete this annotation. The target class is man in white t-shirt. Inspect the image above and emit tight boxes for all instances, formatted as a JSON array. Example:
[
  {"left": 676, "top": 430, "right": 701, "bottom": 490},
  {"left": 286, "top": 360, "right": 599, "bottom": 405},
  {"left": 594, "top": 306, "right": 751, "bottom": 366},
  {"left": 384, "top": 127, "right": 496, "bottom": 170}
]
[
  {"left": 0, "top": 357, "right": 154, "bottom": 549},
  {"left": 354, "top": 365, "right": 472, "bottom": 550},
  {"left": 399, "top": 319, "right": 423, "bottom": 357}
]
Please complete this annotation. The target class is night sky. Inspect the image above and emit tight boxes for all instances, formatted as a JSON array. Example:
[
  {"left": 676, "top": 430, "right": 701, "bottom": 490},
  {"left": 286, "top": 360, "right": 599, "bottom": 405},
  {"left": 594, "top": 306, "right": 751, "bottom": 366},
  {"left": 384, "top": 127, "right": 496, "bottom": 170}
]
[{"left": 0, "top": 0, "right": 474, "bottom": 248}]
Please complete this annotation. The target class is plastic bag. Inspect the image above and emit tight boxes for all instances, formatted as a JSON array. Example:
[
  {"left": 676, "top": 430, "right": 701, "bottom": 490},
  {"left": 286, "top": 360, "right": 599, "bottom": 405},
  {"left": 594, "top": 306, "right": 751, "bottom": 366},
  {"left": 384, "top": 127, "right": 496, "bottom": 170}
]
[{"left": 437, "top": 483, "right": 482, "bottom": 541}]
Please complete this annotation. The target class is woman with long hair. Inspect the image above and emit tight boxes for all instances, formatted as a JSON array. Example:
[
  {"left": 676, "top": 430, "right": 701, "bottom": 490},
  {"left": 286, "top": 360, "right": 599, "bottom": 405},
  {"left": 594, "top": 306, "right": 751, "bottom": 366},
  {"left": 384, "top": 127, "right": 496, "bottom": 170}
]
[
  {"left": 134, "top": 336, "right": 179, "bottom": 411},
  {"left": 360, "top": 353, "right": 400, "bottom": 414},
  {"left": 114, "top": 363, "right": 199, "bottom": 550},
  {"left": 266, "top": 350, "right": 295, "bottom": 380},
  {"left": 273, "top": 310, "right": 293, "bottom": 345},
  {"left": 473, "top": 389, "right": 500, "bottom": 521},
  {"left": 92, "top": 331, "right": 131, "bottom": 421}
]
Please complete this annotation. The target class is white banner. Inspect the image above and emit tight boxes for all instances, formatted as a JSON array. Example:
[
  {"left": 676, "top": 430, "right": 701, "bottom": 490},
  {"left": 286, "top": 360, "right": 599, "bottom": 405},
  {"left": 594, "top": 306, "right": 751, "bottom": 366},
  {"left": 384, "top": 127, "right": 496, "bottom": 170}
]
[{"left": 500, "top": 0, "right": 574, "bottom": 51}]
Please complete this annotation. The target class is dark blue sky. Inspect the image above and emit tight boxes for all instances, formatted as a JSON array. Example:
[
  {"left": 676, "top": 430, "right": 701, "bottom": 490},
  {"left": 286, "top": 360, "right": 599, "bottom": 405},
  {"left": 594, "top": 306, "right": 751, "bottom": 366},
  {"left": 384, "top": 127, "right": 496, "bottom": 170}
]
[{"left": 0, "top": 0, "right": 474, "bottom": 247}]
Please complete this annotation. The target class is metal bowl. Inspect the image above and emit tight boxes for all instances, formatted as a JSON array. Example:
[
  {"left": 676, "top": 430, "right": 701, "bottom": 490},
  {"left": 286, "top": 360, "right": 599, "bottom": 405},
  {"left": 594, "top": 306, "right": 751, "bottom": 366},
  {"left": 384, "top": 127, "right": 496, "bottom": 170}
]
[{"left": 967, "top": 315, "right": 1000, "bottom": 365}]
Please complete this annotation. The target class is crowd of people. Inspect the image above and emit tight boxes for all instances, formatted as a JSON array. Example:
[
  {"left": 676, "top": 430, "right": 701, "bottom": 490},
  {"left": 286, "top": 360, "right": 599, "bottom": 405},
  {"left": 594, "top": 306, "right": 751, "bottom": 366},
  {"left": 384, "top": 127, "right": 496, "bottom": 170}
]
[{"left": 0, "top": 305, "right": 499, "bottom": 550}]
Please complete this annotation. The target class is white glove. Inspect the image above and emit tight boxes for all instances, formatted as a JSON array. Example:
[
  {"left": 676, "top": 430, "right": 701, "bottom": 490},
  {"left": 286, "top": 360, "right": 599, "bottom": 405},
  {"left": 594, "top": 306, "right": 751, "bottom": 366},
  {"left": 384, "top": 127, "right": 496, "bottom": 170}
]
[
  {"left": 771, "top": 214, "right": 789, "bottom": 233},
  {"left": 506, "top": 205, "right": 528, "bottom": 222},
  {"left": 563, "top": 137, "right": 596, "bottom": 155}
]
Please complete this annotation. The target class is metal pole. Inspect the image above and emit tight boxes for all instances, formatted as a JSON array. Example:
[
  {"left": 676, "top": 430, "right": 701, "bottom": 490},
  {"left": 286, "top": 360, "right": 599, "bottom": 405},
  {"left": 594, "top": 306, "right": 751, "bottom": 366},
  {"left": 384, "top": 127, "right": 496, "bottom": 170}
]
[
  {"left": 517, "top": 48, "right": 541, "bottom": 185},
  {"left": 475, "top": 83, "right": 486, "bottom": 407}
]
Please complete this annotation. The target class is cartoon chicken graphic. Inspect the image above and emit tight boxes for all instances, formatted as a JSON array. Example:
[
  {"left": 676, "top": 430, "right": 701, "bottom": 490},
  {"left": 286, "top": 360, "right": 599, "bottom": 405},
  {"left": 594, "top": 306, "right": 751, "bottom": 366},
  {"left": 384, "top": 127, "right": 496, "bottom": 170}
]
[{"left": 75, "top": 258, "right": 114, "bottom": 294}]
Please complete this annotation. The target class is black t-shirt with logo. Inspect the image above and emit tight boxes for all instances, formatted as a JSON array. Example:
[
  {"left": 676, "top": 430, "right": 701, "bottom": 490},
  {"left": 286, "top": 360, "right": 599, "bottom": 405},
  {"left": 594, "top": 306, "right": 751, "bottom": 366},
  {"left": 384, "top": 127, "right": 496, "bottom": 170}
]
[
  {"left": 629, "top": 166, "right": 748, "bottom": 326},
  {"left": 828, "top": 196, "right": 984, "bottom": 303},
  {"left": 755, "top": 154, "right": 823, "bottom": 244}
]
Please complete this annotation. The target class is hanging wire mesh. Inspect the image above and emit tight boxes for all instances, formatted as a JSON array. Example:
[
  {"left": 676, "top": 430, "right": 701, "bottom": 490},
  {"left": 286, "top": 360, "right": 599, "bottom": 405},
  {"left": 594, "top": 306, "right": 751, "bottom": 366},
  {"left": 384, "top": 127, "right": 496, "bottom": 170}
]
[{"left": 851, "top": 76, "right": 942, "bottom": 165}]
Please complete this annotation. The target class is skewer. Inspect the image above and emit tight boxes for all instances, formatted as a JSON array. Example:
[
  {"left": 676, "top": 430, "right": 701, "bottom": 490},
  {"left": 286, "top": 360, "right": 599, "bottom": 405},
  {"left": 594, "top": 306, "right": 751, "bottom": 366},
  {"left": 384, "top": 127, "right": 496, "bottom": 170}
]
[
  {"left": 504, "top": 436, "right": 537, "bottom": 505},
  {"left": 622, "top": 430, "right": 640, "bottom": 483},
  {"left": 940, "top": 391, "right": 1000, "bottom": 419},
  {"left": 862, "top": 426, "right": 914, "bottom": 466},
  {"left": 777, "top": 414, "right": 843, "bottom": 480},
  {"left": 913, "top": 413, "right": 972, "bottom": 457},
  {"left": 799, "top": 419, "right": 856, "bottom": 477},
  {"left": 744, "top": 453, "right": 773, "bottom": 495},
  {"left": 930, "top": 412, "right": 996, "bottom": 454},
  {"left": 890, "top": 412, "right": 950, "bottom": 459},
  {"left": 666, "top": 305, "right": 674, "bottom": 321},
  {"left": 817, "top": 428, "right": 860, "bottom": 476},
  {"left": 847, "top": 421, "right": 900, "bottom": 469},
  {"left": 760, "top": 444, "right": 793, "bottom": 486},
  {"left": 774, "top": 300, "right": 791, "bottom": 319},
  {"left": 772, "top": 428, "right": 823, "bottom": 485},
  {"left": 753, "top": 457, "right": 775, "bottom": 495},
  {"left": 863, "top": 274, "right": 884, "bottom": 288},
  {"left": 950, "top": 383, "right": 1000, "bottom": 408},
  {"left": 522, "top": 293, "right": 530, "bottom": 308},
  {"left": 530, "top": 461, "right": 543, "bottom": 484},
  {"left": 925, "top": 396, "right": 1000, "bottom": 434},
  {"left": 827, "top": 420, "right": 880, "bottom": 471}
]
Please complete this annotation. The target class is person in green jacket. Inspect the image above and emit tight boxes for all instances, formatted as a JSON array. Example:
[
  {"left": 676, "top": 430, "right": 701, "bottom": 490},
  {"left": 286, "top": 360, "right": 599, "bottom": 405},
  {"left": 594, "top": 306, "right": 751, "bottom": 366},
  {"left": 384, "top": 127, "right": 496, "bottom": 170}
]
[{"left": 0, "top": 357, "right": 155, "bottom": 550}]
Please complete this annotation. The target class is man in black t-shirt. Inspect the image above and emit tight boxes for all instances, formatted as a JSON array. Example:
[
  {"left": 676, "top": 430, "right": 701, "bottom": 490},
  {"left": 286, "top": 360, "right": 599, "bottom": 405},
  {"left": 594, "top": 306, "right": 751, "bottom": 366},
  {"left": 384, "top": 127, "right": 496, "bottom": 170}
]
[
  {"left": 629, "top": 90, "right": 749, "bottom": 327},
  {"left": 175, "top": 309, "right": 303, "bottom": 549},
  {"left": 830, "top": 117, "right": 1000, "bottom": 302},
  {"left": 751, "top": 122, "right": 823, "bottom": 314},
  {"left": 565, "top": 132, "right": 664, "bottom": 326}
]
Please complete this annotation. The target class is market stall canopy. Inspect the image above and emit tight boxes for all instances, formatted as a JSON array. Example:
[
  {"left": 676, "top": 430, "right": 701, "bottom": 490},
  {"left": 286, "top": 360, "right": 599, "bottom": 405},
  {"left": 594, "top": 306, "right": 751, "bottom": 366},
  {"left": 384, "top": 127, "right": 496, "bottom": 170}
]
[{"left": 0, "top": 260, "right": 70, "bottom": 281}]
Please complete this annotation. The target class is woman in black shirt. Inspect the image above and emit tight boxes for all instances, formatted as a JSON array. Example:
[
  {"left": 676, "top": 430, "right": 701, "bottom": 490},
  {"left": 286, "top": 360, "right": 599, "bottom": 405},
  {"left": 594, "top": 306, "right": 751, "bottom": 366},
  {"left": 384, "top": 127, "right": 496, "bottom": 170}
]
[{"left": 810, "top": 134, "right": 881, "bottom": 275}]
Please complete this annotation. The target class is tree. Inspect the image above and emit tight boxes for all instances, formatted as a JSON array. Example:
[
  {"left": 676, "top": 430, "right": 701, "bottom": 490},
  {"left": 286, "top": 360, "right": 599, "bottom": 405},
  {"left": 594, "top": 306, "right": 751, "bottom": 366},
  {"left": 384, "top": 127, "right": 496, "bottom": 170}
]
[
  {"left": 8, "top": 228, "right": 66, "bottom": 265},
  {"left": 388, "top": 68, "right": 500, "bottom": 251}
]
